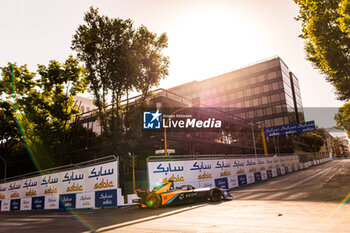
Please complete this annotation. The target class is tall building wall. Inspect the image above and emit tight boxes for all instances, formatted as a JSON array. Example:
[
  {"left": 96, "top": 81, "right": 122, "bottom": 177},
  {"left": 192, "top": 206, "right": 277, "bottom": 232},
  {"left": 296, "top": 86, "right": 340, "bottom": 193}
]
[{"left": 168, "top": 56, "right": 304, "bottom": 128}]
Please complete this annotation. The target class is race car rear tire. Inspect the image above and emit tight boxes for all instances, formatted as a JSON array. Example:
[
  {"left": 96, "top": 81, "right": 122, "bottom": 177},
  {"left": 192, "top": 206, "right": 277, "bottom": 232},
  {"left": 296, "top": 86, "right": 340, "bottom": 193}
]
[
  {"left": 146, "top": 193, "right": 161, "bottom": 208},
  {"left": 209, "top": 189, "right": 222, "bottom": 202}
]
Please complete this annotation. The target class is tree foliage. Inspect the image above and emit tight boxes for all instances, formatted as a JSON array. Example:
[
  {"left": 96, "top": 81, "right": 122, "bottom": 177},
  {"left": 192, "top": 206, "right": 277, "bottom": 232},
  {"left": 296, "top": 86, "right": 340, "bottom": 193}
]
[
  {"left": 0, "top": 56, "right": 87, "bottom": 167},
  {"left": 334, "top": 101, "right": 350, "bottom": 138},
  {"left": 71, "top": 7, "right": 169, "bottom": 153},
  {"left": 298, "top": 132, "right": 324, "bottom": 152},
  {"left": 294, "top": 0, "right": 350, "bottom": 101}
]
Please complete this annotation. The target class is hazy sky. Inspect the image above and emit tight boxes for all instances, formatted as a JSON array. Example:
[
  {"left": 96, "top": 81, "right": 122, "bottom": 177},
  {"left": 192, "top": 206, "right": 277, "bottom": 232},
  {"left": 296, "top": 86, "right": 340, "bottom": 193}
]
[{"left": 0, "top": 0, "right": 345, "bottom": 108}]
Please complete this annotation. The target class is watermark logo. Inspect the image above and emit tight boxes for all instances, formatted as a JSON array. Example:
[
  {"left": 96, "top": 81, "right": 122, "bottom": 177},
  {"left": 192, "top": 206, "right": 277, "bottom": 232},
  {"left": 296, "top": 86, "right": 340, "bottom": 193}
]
[{"left": 143, "top": 110, "right": 162, "bottom": 129}]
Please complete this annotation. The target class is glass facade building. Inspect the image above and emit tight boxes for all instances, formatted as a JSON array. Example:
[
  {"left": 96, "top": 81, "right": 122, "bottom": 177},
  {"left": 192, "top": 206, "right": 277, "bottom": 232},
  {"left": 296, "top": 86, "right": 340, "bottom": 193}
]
[{"left": 168, "top": 56, "right": 305, "bottom": 128}]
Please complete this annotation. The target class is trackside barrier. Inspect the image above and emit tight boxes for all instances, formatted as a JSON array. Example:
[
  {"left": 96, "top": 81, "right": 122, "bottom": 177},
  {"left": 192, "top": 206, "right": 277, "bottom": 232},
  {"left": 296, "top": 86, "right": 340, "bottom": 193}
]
[
  {"left": 0, "top": 155, "right": 127, "bottom": 212},
  {"left": 146, "top": 154, "right": 332, "bottom": 191}
]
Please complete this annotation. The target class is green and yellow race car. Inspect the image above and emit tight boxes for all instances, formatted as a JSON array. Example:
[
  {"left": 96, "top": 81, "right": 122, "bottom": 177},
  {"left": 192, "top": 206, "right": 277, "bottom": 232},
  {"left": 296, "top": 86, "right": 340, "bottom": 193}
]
[{"left": 135, "top": 180, "right": 233, "bottom": 208}]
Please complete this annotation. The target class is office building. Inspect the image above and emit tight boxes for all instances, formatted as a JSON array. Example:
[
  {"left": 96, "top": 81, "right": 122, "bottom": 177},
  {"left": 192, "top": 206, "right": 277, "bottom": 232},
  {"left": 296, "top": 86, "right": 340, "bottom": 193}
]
[{"left": 168, "top": 56, "right": 304, "bottom": 128}]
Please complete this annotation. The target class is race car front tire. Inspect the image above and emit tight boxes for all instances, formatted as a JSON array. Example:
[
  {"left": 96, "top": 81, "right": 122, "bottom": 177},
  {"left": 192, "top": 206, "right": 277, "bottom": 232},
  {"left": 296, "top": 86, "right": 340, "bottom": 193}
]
[{"left": 209, "top": 189, "right": 222, "bottom": 202}]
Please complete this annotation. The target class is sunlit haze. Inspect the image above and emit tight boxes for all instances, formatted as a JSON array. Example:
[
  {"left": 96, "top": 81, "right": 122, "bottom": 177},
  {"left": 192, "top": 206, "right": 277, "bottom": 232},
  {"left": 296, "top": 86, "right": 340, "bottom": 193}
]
[{"left": 0, "top": 0, "right": 344, "bottom": 108}]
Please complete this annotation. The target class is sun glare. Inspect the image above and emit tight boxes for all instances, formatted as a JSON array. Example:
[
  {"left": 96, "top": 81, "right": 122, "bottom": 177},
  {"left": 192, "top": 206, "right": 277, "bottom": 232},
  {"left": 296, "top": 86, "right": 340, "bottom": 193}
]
[{"left": 163, "top": 3, "right": 268, "bottom": 88}]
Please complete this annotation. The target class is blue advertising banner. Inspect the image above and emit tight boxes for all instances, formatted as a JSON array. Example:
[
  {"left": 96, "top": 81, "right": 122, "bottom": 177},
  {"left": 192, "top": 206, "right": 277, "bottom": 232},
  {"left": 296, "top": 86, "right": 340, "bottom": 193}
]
[
  {"left": 266, "top": 170, "right": 273, "bottom": 179},
  {"left": 59, "top": 194, "right": 76, "bottom": 209},
  {"left": 238, "top": 174, "right": 247, "bottom": 186},
  {"left": 292, "top": 165, "right": 296, "bottom": 172},
  {"left": 10, "top": 199, "right": 20, "bottom": 211},
  {"left": 254, "top": 172, "right": 262, "bottom": 182},
  {"left": 264, "top": 121, "right": 315, "bottom": 137},
  {"left": 285, "top": 167, "right": 289, "bottom": 174},
  {"left": 32, "top": 196, "right": 45, "bottom": 210},
  {"left": 214, "top": 178, "right": 228, "bottom": 189},
  {"left": 95, "top": 189, "right": 117, "bottom": 208},
  {"left": 277, "top": 168, "right": 282, "bottom": 176}
]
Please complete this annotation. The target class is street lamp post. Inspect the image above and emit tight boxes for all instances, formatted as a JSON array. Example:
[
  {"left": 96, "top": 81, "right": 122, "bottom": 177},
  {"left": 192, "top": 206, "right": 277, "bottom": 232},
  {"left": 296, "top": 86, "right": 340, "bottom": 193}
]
[{"left": 250, "top": 122, "right": 257, "bottom": 156}]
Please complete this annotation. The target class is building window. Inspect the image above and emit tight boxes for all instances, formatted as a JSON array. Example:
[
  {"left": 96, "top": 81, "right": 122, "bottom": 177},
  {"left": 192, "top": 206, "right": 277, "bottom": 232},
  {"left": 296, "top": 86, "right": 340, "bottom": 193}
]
[
  {"left": 244, "top": 89, "right": 252, "bottom": 97},
  {"left": 267, "top": 71, "right": 277, "bottom": 80},
  {"left": 271, "top": 94, "right": 280, "bottom": 102},
  {"left": 272, "top": 82, "right": 279, "bottom": 90},
  {"left": 274, "top": 117, "right": 284, "bottom": 126},
  {"left": 262, "top": 96, "right": 268, "bottom": 105},
  {"left": 244, "top": 100, "right": 252, "bottom": 108}
]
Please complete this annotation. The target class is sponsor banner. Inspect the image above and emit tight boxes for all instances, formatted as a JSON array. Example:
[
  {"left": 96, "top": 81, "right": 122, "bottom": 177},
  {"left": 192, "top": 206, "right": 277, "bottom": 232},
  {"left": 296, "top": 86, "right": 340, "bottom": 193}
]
[
  {"left": 8, "top": 180, "right": 22, "bottom": 199},
  {"left": 32, "top": 196, "right": 45, "bottom": 210},
  {"left": 10, "top": 199, "right": 20, "bottom": 211},
  {"left": 44, "top": 194, "right": 59, "bottom": 210},
  {"left": 211, "top": 159, "right": 233, "bottom": 179},
  {"left": 276, "top": 168, "right": 282, "bottom": 176},
  {"left": 20, "top": 198, "right": 32, "bottom": 211},
  {"left": 22, "top": 177, "right": 41, "bottom": 198},
  {"left": 214, "top": 177, "right": 228, "bottom": 189},
  {"left": 266, "top": 157, "right": 274, "bottom": 170},
  {"left": 246, "top": 173, "right": 255, "bottom": 184},
  {"left": 95, "top": 189, "right": 117, "bottom": 208},
  {"left": 261, "top": 170, "right": 268, "bottom": 180},
  {"left": 189, "top": 160, "right": 216, "bottom": 183},
  {"left": 280, "top": 167, "right": 286, "bottom": 175},
  {"left": 284, "top": 167, "right": 289, "bottom": 174},
  {"left": 271, "top": 168, "right": 278, "bottom": 177},
  {"left": 147, "top": 156, "right": 300, "bottom": 190},
  {"left": 198, "top": 179, "right": 215, "bottom": 188},
  {"left": 39, "top": 173, "right": 61, "bottom": 196},
  {"left": 238, "top": 174, "right": 247, "bottom": 186},
  {"left": 59, "top": 169, "right": 86, "bottom": 195},
  {"left": 59, "top": 194, "right": 76, "bottom": 209},
  {"left": 233, "top": 159, "right": 246, "bottom": 176},
  {"left": 264, "top": 120, "right": 315, "bottom": 137},
  {"left": 148, "top": 160, "right": 192, "bottom": 189},
  {"left": 1, "top": 199, "right": 10, "bottom": 211},
  {"left": 257, "top": 158, "right": 267, "bottom": 172},
  {"left": 266, "top": 170, "right": 273, "bottom": 179},
  {"left": 76, "top": 192, "right": 95, "bottom": 209},
  {"left": 228, "top": 176, "right": 238, "bottom": 189},
  {"left": 245, "top": 158, "right": 258, "bottom": 174},
  {"left": 0, "top": 182, "right": 8, "bottom": 200},
  {"left": 291, "top": 165, "right": 295, "bottom": 172},
  {"left": 254, "top": 172, "right": 262, "bottom": 182},
  {"left": 86, "top": 161, "right": 118, "bottom": 192}
]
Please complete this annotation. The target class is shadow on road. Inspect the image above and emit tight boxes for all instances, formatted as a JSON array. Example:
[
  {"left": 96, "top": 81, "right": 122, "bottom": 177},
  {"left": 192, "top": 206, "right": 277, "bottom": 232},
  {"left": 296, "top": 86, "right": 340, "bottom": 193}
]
[
  {"left": 230, "top": 160, "right": 350, "bottom": 204},
  {"left": 0, "top": 200, "right": 211, "bottom": 233}
]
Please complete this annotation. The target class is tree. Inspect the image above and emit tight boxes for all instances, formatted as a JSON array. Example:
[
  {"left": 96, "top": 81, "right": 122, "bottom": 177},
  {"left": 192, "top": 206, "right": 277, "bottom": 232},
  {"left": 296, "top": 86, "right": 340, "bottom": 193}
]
[
  {"left": 298, "top": 132, "right": 324, "bottom": 152},
  {"left": 334, "top": 101, "right": 350, "bottom": 137},
  {"left": 0, "top": 56, "right": 87, "bottom": 168},
  {"left": 294, "top": 0, "right": 350, "bottom": 101},
  {"left": 71, "top": 7, "right": 169, "bottom": 154}
]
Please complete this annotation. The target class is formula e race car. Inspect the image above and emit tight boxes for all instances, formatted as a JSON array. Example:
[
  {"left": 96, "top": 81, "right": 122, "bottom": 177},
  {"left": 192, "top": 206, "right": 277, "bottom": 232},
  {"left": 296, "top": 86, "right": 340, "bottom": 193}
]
[{"left": 134, "top": 180, "right": 233, "bottom": 208}]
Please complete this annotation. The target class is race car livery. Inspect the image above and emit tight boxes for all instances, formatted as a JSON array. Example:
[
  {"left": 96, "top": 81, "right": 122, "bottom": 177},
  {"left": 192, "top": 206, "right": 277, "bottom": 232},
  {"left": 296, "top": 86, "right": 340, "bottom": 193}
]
[{"left": 135, "top": 180, "right": 232, "bottom": 208}]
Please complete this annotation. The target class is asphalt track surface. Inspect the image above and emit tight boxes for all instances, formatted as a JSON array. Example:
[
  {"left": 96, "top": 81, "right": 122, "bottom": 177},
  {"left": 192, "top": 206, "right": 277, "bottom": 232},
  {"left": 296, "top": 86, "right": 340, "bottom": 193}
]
[{"left": 1, "top": 160, "right": 350, "bottom": 233}]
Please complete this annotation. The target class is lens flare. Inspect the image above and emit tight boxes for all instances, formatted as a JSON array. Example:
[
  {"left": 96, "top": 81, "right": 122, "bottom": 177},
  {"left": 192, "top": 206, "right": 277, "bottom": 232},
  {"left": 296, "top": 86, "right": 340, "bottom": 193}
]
[
  {"left": 10, "top": 65, "right": 96, "bottom": 232},
  {"left": 325, "top": 192, "right": 350, "bottom": 220}
]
